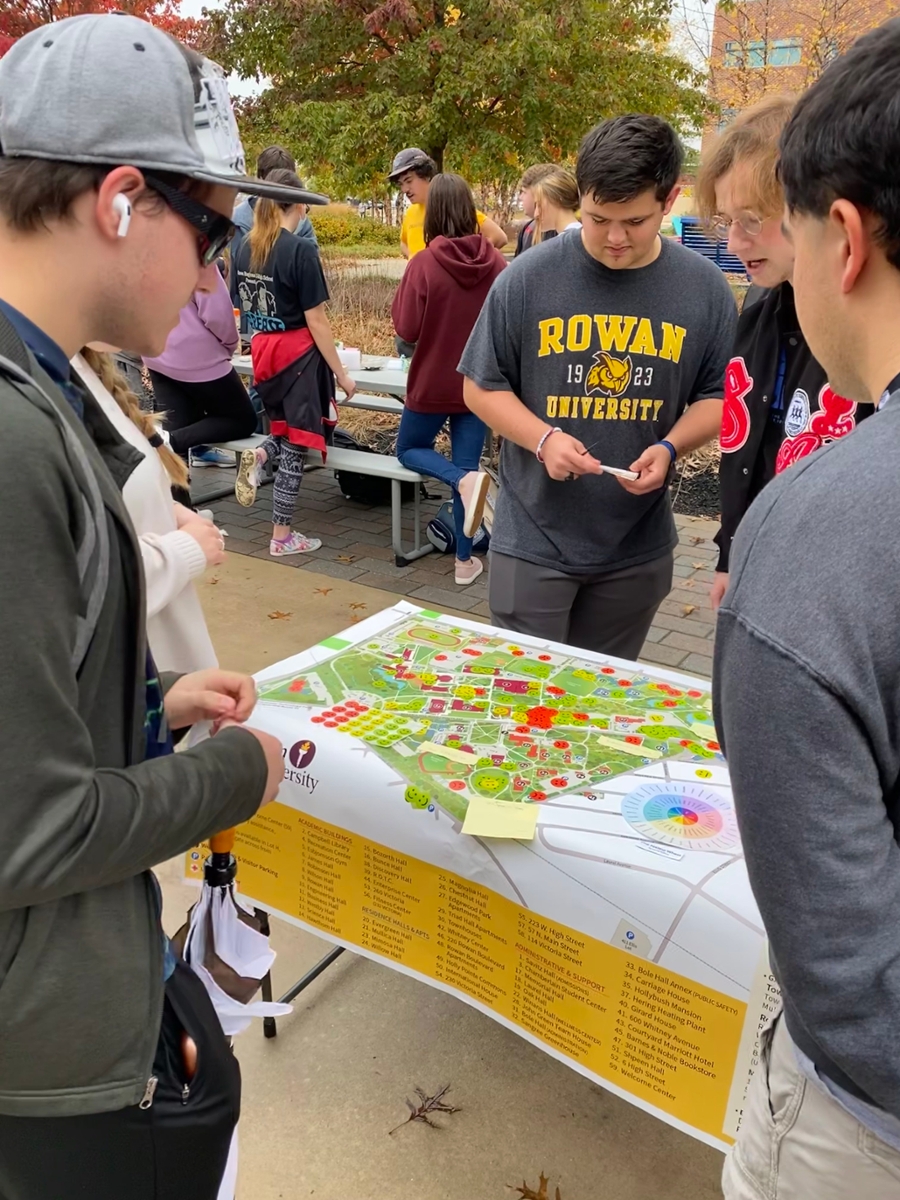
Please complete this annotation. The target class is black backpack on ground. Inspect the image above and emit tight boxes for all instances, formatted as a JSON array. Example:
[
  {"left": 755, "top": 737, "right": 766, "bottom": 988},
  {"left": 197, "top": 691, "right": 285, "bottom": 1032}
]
[{"left": 332, "top": 427, "right": 428, "bottom": 506}]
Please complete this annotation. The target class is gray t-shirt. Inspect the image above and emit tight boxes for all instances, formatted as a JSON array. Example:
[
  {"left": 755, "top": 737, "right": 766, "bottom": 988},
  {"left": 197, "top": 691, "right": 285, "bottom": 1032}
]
[{"left": 459, "top": 232, "right": 737, "bottom": 574}]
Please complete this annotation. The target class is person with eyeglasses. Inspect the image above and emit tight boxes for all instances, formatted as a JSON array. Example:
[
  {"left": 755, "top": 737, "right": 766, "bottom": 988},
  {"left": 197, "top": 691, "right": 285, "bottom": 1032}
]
[
  {"left": 696, "top": 95, "right": 874, "bottom": 610},
  {"left": 0, "top": 15, "right": 327, "bottom": 1199}
]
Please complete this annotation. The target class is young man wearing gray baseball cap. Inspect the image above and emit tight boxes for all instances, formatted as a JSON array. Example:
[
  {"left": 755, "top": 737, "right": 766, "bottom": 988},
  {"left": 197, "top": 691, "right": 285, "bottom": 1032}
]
[
  {"left": 0, "top": 14, "right": 326, "bottom": 1198},
  {"left": 388, "top": 145, "right": 507, "bottom": 260}
]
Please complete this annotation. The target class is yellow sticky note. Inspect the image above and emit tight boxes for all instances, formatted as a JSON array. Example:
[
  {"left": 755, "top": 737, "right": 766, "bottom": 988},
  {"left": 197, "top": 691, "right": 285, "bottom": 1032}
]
[
  {"left": 595, "top": 735, "right": 662, "bottom": 760},
  {"left": 417, "top": 740, "right": 480, "bottom": 765},
  {"left": 462, "top": 797, "right": 539, "bottom": 840},
  {"left": 690, "top": 722, "right": 718, "bottom": 741}
]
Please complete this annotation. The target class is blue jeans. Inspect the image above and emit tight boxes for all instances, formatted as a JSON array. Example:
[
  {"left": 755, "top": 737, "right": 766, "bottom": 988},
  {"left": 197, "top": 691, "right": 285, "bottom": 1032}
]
[{"left": 396, "top": 408, "right": 486, "bottom": 560}]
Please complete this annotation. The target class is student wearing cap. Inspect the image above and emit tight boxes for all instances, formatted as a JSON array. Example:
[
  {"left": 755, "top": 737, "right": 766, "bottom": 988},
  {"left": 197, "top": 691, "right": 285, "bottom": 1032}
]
[
  {"left": 714, "top": 19, "right": 900, "bottom": 1196},
  {"left": 0, "top": 14, "right": 326, "bottom": 1198},
  {"left": 388, "top": 147, "right": 508, "bottom": 260}
]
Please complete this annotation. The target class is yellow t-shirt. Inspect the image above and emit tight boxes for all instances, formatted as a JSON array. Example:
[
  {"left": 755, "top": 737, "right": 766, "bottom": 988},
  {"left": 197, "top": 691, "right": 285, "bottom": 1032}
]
[{"left": 401, "top": 204, "right": 487, "bottom": 257}]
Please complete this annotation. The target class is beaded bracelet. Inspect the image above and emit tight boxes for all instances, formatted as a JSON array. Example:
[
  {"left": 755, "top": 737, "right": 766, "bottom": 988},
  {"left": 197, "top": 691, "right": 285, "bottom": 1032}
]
[{"left": 536, "top": 426, "right": 562, "bottom": 464}]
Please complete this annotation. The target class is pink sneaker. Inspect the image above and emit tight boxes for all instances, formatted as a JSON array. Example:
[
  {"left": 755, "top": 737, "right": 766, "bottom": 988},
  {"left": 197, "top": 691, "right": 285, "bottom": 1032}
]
[
  {"left": 270, "top": 532, "right": 322, "bottom": 557},
  {"left": 455, "top": 557, "right": 484, "bottom": 586}
]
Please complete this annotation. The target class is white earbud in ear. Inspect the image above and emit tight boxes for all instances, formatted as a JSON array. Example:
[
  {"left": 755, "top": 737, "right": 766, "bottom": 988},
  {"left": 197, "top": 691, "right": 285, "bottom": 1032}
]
[{"left": 112, "top": 194, "right": 132, "bottom": 239}]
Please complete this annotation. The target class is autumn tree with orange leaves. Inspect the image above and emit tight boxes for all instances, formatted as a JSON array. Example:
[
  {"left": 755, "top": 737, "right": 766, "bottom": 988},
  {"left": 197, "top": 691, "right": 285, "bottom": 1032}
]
[{"left": 0, "top": 0, "right": 204, "bottom": 55}]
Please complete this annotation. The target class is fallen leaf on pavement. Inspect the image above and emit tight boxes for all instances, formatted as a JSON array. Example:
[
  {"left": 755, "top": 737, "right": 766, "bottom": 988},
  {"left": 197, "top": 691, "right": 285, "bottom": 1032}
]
[
  {"left": 691, "top": 561, "right": 705, "bottom": 570},
  {"left": 509, "top": 1172, "right": 562, "bottom": 1200},
  {"left": 389, "top": 1084, "right": 459, "bottom": 1135},
  {"left": 337, "top": 555, "right": 357, "bottom": 563},
  {"left": 349, "top": 602, "right": 367, "bottom": 611},
  {"left": 690, "top": 536, "right": 706, "bottom": 545},
  {"left": 313, "top": 588, "right": 333, "bottom": 596},
  {"left": 682, "top": 605, "right": 697, "bottom": 616},
  {"left": 268, "top": 611, "right": 292, "bottom": 620},
  {"left": 208, "top": 577, "right": 219, "bottom": 586}
]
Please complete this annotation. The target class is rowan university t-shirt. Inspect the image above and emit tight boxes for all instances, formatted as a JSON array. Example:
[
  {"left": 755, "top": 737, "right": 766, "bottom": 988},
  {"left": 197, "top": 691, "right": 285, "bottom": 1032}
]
[
  {"left": 459, "top": 232, "right": 737, "bottom": 574},
  {"left": 233, "top": 229, "right": 328, "bottom": 334}
]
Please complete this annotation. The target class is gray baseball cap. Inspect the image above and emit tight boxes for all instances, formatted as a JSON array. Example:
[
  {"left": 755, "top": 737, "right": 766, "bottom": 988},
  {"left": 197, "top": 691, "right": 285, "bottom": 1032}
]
[
  {"left": 0, "top": 13, "right": 328, "bottom": 207},
  {"left": 388, "top": 147, "right": 433, "bottom": 181}
]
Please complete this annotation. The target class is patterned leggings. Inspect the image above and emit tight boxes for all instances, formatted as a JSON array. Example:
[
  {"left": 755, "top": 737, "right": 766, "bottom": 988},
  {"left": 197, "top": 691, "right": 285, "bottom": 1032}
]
[{"left": 261, "top": 435, "right": 306, "bottom": 527}]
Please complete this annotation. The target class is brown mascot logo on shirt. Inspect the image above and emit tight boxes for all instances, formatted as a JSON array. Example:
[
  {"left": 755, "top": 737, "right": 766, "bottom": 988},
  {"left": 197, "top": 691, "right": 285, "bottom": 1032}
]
[{"left": 586, "top": 351, "right": 632, "bottom": 397}]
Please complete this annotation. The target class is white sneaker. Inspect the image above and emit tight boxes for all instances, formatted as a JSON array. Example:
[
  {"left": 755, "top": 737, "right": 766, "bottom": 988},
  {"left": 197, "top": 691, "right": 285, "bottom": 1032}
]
[{"left": 460, "top": 471, "right": 491, "bottom": 538}]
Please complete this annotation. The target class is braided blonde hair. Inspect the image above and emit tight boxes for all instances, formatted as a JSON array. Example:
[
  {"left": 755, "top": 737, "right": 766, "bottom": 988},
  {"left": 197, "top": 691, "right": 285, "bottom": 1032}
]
[{"left": 80, "top": 348, "right": 189, "bottom": 490}]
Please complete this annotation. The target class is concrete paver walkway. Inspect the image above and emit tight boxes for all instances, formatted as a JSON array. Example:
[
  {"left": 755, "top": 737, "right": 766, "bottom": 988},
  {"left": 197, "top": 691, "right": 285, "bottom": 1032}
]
[{"left": 201, "top": 463, "right": 720, "bottom": 678}]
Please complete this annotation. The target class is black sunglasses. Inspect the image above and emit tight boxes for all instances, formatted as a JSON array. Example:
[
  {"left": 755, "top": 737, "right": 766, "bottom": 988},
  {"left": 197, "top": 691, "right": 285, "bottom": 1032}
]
[{"left": 143, "top": 175, "right": 236, "bottom": 267}]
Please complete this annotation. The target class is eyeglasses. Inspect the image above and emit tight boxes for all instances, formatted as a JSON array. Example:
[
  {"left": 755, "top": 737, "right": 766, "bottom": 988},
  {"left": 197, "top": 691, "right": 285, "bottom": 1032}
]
[
  {"left": 709, "top": 211, "right": 765, "bottom": 240},
  {"left": 143, "top": 175, "right": 236, "bottom": 267}
]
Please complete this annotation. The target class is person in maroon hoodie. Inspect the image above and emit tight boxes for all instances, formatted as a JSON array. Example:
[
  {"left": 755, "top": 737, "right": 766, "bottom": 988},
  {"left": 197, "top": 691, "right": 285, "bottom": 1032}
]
[{"left": 393, "top": 174, "right": 506, "bottom": 585}]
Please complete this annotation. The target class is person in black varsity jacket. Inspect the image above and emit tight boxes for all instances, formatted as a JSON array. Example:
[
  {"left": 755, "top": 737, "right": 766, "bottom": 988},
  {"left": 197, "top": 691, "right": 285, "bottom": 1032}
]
[{"left": 696, "top": 96, "right": 874, "bottom": 608}]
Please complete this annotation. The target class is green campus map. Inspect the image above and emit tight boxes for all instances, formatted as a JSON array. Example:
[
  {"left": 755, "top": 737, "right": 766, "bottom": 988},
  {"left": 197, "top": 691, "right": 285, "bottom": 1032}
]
[{"left": 257, "top": 616, "right": 719, "bottom": 823}]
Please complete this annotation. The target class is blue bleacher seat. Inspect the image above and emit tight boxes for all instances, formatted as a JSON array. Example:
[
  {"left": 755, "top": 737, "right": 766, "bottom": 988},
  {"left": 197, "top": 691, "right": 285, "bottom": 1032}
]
[{"left": 678, "top": 216, "right": 748, "bottom": 276}]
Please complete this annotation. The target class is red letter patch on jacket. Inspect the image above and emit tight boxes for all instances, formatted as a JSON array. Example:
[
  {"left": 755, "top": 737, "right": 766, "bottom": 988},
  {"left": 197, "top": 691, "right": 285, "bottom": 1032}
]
[{"left": 721, "top": 357, "right": 752, "bottom": 453}]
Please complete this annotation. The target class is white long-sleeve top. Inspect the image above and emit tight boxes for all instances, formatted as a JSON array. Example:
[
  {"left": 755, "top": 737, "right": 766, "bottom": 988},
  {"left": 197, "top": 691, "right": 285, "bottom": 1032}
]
[{"left": 72, "top": 354, "right": 218, "bottom": 673}]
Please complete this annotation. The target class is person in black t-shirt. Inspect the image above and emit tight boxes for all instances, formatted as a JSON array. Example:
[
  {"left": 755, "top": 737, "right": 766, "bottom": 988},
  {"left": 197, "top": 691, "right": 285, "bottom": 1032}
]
[{"left": 232, "top": 169, "right": 357, "bottom": 557}]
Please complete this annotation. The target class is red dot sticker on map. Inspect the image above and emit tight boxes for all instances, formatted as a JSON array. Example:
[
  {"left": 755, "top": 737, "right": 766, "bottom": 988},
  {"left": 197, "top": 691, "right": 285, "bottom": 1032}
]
[
  {"left": 618, "top": 680, "right": 632, "bottom": 687},
  {"left": 448, "top": 780, "right": 466, "bottom": 791},
  {"left": 624, "top": 736, "right": 641, "bottom": 745},
  {"left": 462, "top": 649, "right": 481, "bottom": 657},
  {"left": 708, "top": 742, "right": 720, "bottom": 751},
  {"left": 434, "top": 655, "right": 447, "bottom": 661},
  {"left": 311, "top": 716, "right": 324, "bottom": 724},
  {"left": 601, "top": 667, "right": 616, "bottom": 675},
  {"left": 573, "top": 713, "right": 588, "bottom": 722},
  {"left": 323, "top": 721, "right": 337, "bottom": 728},
  {"left": 688, "top": 690, "right": 703, "bottom": 698},
  {"left": 289, "top": 680, "right": 304, "bottom": 693},
  {"left": 538, "top": 655, "right": 552, "bottom": 661},
  {"left": 529, "top": 791, "right": 547, "bottom": 801},
  {"left": 553, "top": 740, "right": 570, "bottom": 749},
  {"left": 550, "top": 777, "right": 568, "bottom": 787},
  {"left": 547, "top": 686, "right": 565, "bottom": 696},
  {"left": 662, "top": 700, "right": 676, "bottom": 708}
]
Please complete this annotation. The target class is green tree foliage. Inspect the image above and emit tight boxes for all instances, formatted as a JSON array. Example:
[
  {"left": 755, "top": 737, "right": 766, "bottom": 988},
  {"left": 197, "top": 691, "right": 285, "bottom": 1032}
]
[{"left": 207, "top": 0, "right": 708, "bottom": 196}]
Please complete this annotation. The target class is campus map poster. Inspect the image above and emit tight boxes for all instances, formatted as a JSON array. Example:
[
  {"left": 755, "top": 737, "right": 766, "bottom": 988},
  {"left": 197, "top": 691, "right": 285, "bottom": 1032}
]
[{"left": 187, "top": 602, "right": 770, "bottom": 1150}]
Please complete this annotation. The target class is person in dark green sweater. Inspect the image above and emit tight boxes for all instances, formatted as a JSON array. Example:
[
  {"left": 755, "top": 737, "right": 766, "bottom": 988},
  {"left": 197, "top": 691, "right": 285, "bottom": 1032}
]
[{"left": 0, "top": 14, "right": 322, "bottom": 1199}]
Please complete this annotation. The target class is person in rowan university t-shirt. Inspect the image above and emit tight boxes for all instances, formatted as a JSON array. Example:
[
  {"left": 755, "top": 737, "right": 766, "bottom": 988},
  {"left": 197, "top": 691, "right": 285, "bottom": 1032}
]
[{"left": 460, "top": 115, "right": 737, "bottom": 658}]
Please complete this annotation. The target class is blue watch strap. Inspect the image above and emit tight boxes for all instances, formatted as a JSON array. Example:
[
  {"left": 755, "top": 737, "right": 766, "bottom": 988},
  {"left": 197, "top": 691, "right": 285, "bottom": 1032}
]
[{"left": 658, "top": 439, "right": 677, "bottom": 464}]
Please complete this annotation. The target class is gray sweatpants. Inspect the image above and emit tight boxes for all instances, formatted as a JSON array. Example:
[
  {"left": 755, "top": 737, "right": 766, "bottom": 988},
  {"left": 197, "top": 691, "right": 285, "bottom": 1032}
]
[{"left": 489, "top": 550, "right": 673, "bottom": 660}]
